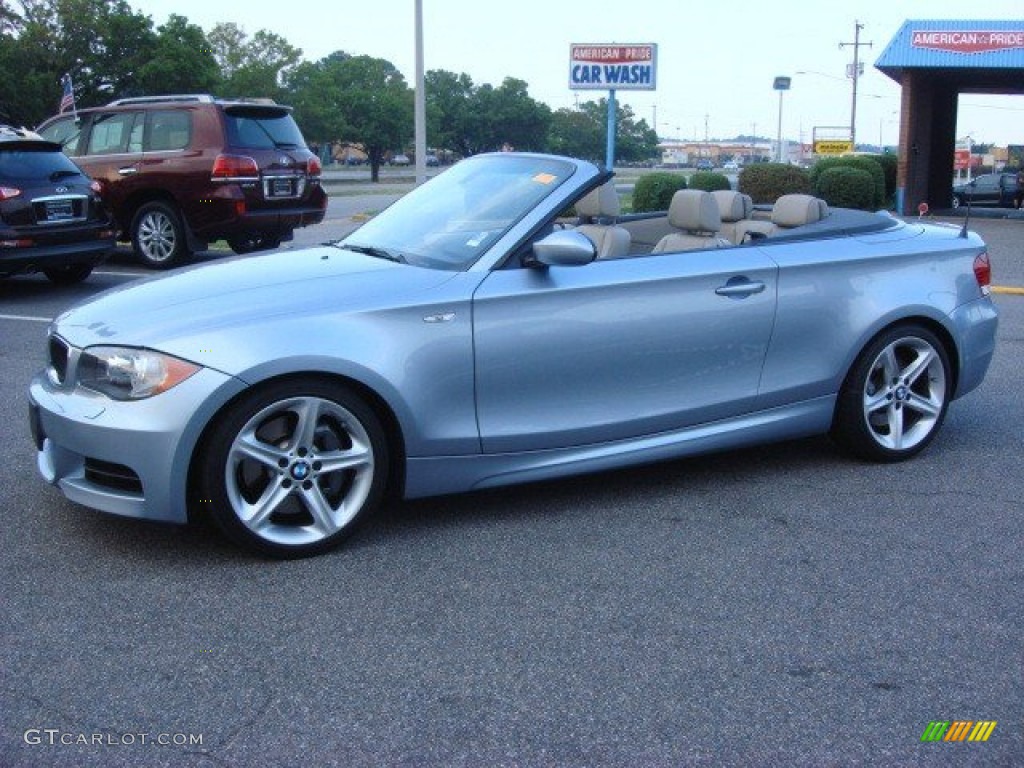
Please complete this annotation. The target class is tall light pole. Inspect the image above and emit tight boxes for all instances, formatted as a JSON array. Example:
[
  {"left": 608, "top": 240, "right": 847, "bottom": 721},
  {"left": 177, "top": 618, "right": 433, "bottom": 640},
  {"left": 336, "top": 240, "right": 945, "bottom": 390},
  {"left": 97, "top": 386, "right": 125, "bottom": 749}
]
[
  {"left": 413, "top": 0, "right": 426, "bottom": 185},
  {"left": 839, "top": 21, "right": 872, "bottom": 150},
  {"left": 773, "top": 76, "right": 790, "bottom": 163}
]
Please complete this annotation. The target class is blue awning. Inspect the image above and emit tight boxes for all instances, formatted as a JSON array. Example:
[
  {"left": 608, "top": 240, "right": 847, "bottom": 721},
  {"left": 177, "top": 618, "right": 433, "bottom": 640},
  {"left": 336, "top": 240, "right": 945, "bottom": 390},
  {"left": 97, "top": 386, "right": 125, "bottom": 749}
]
[{"left": 876, "top": 20, "right": 1024, "bottom": 81}]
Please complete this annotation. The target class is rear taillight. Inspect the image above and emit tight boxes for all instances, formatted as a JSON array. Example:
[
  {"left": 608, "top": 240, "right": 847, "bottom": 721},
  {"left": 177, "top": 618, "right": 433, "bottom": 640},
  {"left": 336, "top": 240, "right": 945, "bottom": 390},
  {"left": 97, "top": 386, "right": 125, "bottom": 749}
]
[
  {"left": 306, "top": 156, "right": 322, "bottom": 177},
  {"left": 973, "top": 252, "right": 991, "bottom": 296},
  {"left": 211, "top": 154, "right": 259, "bottom": 179},
  {"left": 0, "top": 186, "right": 21, "bottom": 201}
]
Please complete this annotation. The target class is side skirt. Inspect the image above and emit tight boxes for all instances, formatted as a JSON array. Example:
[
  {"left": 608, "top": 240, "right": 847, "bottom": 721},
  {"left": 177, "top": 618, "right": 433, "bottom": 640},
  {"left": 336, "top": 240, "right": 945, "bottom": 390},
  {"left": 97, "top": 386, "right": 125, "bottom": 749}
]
[{"left": 404, "top": 395, "right": 836, "bottom": 499}]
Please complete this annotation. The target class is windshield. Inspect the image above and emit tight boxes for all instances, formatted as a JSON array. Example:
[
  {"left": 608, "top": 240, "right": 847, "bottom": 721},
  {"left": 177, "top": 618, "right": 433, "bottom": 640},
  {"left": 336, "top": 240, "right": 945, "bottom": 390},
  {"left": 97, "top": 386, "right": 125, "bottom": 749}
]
[
  {"left": 0, "top": 145, "right": 83, "bottom": 179},
  {"left": 341, "top": 154, "right": 576, "bottom": 270}
]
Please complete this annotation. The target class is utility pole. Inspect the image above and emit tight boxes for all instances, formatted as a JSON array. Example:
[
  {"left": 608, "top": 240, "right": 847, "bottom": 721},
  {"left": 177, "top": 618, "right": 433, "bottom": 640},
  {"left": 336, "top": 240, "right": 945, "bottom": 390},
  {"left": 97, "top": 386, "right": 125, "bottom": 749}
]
[{"left": 840, "top": 21, "right": 872, "bottom": 150}]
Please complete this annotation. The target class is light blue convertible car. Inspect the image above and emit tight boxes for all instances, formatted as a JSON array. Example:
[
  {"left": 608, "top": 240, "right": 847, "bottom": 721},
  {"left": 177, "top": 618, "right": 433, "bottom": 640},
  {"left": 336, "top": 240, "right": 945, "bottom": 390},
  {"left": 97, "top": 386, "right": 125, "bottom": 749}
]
[{"left": 29, "top": 153, "right": 998, "bottom": 557}]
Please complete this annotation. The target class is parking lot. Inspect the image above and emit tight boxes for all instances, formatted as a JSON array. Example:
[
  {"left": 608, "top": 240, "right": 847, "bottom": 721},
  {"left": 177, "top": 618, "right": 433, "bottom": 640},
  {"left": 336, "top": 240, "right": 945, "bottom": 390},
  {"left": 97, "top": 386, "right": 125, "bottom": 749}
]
[{"left": 1, "top": 204, "right": 1022, "bottom": 766}]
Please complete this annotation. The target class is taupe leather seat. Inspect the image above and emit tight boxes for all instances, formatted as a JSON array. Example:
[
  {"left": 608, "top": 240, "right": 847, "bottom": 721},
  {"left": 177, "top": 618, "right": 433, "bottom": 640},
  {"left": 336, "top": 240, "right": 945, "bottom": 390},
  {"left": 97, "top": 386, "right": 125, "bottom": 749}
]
[
  {"left": 575, "top": 181, "right": 631, "bottom": 260},
  {"left": 652, "top": 189, "right": 730, "bottom": 253},
  {"left": 711, "top": 190, "right": 754, "bottom": 245},
  {"left": 734, "top": 193, "right": 829, "bottom": 242}
]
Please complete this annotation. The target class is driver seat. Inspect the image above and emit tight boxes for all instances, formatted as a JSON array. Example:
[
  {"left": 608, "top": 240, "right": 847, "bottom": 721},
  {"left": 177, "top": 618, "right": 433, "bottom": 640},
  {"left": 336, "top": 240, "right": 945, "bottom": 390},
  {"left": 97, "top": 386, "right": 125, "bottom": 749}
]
[{"left": 576, "top": 181, "right": 631, "bottom": 260}]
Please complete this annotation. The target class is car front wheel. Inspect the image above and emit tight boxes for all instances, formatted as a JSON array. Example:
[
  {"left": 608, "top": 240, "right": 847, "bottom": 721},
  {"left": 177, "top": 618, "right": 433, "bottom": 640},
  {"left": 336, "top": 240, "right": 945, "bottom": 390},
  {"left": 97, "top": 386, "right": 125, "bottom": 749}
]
[
  {"left": 195, "top": 379, "right": 389, "bottom": 558},
  {"left": 831, "top": 325, "right": 951, "bottom": 462},
  {"left": 131, "top": 201, "right": 188, "bottom": 268}
]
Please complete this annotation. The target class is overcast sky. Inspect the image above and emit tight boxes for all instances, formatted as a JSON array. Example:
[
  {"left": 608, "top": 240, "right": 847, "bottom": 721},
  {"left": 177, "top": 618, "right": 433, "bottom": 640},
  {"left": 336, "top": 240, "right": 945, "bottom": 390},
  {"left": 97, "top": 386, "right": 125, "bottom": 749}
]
[{"left": 134, "top": 0, "right": 1023, "bottom": 147}]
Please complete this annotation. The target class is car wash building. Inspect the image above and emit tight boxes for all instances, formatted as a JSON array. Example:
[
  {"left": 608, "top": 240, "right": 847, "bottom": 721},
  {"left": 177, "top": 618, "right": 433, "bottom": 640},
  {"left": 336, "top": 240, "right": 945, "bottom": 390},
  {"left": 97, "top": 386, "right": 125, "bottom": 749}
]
[{"left": 875, "top": 20, "right": 1024, "bottom": 214}]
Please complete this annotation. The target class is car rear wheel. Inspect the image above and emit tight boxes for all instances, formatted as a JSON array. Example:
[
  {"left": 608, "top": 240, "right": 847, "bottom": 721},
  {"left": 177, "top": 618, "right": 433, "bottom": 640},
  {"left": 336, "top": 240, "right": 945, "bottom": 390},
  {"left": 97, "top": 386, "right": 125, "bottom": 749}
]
[
  {"left": 131, "top": 201, "right": 188, "bottom": 268},
  {"left": 831, "top": 325, "right": 951, "bottom": 462},
  {"left": 43, "top": 264, "right": 93, "bottom": 284},
  {"left": 227, "top": 233, "right": 282, "bottom": 254},
  {"left": 196, "top": 379, "right": 389, "bottom": 558},
  {"left": 951, "top": 195, "right": 962, "bottom": 209}
]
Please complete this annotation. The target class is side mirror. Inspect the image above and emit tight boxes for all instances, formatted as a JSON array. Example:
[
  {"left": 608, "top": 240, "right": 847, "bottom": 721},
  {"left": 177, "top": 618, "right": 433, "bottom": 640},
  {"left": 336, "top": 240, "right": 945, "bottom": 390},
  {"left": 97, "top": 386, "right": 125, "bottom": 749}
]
[{"left": 529, "top": 229, "right": 595, "bottom": 267}]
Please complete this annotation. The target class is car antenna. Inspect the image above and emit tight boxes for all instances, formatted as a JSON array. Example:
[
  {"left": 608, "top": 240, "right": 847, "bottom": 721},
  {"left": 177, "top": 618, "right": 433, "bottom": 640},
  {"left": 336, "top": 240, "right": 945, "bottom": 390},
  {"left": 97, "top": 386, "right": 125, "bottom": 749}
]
[{"left": 959, "top": 179, "right": 975, "bottom": 239}]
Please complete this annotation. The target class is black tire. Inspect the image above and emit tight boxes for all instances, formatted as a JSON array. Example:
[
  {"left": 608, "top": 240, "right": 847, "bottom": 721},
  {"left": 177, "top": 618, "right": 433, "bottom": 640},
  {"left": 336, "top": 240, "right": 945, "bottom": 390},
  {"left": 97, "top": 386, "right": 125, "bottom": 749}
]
[
  {"left": 131, "top": 201, "right": 188, "bottom": 268},
  {"left": 195, "top": 378, "right": 389, "bottom": 558},
  {"left": 43, "top": 263, "right": 93, "bottom": 284},
  {"left": 227, "top": 233, "right": 282, "bottom": 255},
  {"left": 831, "top": 324, "right": 951, "bottom": 462}
]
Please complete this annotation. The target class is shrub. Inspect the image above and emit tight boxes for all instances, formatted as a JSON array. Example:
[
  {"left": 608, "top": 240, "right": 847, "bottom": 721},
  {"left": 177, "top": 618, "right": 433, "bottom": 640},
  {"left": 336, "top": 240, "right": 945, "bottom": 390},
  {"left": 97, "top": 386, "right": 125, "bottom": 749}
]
[
  {"left": 688, "top": 171, "right": 731, "bottom": 192},
  {"left": 874, "top": 153, "right": 898, "bottom": 207},
  {"left": 814, "top": 167, "right": 876, "bottom": 210},
  {"left": 738, "top": 163, "right": 811, "bottom": 204},
  {"left": 632, "top": 172, "right": 687, "bottom": 213},
  {"left": 809, "top": 156, "right": 885, "bottom": 208}
]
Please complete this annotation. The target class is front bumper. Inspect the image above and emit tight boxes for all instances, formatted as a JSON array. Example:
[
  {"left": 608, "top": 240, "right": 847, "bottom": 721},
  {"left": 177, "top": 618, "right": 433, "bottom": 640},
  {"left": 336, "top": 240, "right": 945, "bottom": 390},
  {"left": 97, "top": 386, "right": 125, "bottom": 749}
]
[{"left": 28, "top": 366, "right": 245, "bottom": 524}]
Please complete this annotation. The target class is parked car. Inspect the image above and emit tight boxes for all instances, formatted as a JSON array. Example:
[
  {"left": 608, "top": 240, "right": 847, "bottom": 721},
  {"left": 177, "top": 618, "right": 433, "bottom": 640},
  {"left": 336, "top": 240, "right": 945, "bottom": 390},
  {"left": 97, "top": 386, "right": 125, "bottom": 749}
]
[
  {"left": 695, "top": 159, "right": 714, "bottom": 171},
  {"left": 36, "top": 94, "right": 327, "bottom": 268},
  {"left": 951, "top": 172, "right": 1018, "bottom": 209},
  {"left": 29, "top": 153, "right": 998, "bottom": 558},
  {"left": 390, "top": 154, "right": 411, "bottom": 166},
  {"left": 0, "top": 125, "right": 114, "bottom": 283},
  {"left": 722, "top": 161, "right": 739, "bottom": 171}
]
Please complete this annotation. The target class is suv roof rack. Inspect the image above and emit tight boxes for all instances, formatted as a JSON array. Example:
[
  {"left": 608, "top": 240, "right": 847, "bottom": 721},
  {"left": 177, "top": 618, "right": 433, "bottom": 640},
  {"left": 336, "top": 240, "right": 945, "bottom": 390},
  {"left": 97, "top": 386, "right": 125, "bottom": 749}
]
[{"left": 106, "top": 94, "right": 216, "bottom": 106}]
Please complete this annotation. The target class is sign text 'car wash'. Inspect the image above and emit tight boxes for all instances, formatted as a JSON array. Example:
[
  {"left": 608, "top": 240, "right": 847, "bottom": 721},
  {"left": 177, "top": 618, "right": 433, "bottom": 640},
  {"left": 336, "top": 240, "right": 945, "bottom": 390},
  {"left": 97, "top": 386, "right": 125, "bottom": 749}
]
[{"left": 569, "top": 44, "right": 658, "bottom": 90}]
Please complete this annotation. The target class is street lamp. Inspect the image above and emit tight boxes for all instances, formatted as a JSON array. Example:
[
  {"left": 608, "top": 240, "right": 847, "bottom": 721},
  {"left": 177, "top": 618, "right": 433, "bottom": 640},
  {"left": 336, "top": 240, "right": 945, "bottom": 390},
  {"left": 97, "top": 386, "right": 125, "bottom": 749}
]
[{"left": 773, "top": 76, "right": 791, "bottom": 163}]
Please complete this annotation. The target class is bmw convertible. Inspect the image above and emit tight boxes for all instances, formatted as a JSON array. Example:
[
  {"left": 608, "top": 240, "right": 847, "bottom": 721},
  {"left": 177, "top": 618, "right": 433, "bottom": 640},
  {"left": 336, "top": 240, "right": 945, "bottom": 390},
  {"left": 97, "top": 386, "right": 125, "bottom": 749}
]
[{"left": 28, "top": 153, "right": 998, "bottom": 557}]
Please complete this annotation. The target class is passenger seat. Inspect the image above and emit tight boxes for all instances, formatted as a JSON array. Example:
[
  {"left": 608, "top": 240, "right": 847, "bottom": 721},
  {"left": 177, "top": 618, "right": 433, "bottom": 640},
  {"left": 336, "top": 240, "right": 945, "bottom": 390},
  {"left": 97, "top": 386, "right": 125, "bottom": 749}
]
[
  {"left": 711, "top": 190, "right": 754, "bottom": 245},
  {"left": 652, "top": 189, "right": 730, "bottom": 253},
  {"left": 575, "top": 181, "right": 631, "bottom": 260},
  {"left": 734, "top": 193, "right": 829, "bottom": 242}
]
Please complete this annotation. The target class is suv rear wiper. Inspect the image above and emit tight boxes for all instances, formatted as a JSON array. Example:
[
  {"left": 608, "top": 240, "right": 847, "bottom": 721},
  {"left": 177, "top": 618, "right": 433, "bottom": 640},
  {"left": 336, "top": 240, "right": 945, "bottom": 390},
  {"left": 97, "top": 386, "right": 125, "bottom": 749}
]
[
  {"left": 49, "top": 169, "right": 81, "bottom": 181},
  {"left": 335, "top": 243, "right": 406, "bottom": 264}
]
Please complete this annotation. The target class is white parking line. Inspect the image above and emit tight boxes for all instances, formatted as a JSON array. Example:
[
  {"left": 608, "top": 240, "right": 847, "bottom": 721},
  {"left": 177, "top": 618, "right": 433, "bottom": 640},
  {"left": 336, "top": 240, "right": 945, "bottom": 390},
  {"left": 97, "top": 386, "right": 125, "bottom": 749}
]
[{"left": 0, "top": 314, "right": 51, "bottom": 323}]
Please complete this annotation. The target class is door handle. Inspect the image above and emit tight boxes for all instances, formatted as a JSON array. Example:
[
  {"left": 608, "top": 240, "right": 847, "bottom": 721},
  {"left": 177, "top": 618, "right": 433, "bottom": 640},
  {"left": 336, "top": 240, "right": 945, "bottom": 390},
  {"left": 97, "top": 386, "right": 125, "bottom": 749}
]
[
  {"left": 715, "top": 280, "right": 766, "bottom": 297},
  {"left": 117, "top": 167, "right": 137, "bottom": 175}
]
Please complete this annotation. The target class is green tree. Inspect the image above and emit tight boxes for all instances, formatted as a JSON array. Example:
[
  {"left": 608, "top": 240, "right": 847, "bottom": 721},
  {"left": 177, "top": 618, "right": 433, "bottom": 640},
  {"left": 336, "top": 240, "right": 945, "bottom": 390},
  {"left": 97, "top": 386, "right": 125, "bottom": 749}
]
[
  {"left": 0, "top": 0, "right": 158, "bottom": 125},
  {"left": 460, "top": 77, "right": 550, "bottom": 156},
  {"left": 424, "top": 68, "right": 474, "bottom": 155},
  {"left": 287, "top": 52, "right": 411, "bottom": 182},
  {"left": 136, "top": 14, "right": 218, "bottom": 96},
  {"left": 548, "top": 99, "right": 658, "bottom": 164},
  {"left": 208, "top": 22, "right": 301, "bottom": 100}
]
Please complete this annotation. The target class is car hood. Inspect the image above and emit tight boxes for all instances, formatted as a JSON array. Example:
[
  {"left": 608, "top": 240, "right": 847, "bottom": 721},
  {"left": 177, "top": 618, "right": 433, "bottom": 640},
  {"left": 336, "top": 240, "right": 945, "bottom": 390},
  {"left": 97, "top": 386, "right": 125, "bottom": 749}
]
[{"left": 53, "top": 246, "right": 459, "bottom": 350}]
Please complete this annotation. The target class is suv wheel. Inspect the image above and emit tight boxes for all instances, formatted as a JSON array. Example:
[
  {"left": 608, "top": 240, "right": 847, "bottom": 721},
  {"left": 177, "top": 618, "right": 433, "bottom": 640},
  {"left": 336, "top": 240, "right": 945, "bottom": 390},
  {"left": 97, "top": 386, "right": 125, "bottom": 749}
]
[
  {"left": 227, "top": 233, "right": 282, "bottom": 255},
  {"left": 132, "top": 201, "right": 188, "bottom": 269}
]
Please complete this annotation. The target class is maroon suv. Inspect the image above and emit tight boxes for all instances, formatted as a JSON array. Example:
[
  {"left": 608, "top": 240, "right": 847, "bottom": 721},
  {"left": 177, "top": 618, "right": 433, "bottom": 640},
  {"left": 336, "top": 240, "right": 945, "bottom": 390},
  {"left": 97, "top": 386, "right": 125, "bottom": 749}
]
[{"left": 37, "top": 95, "right": 327, "bottom": 268}]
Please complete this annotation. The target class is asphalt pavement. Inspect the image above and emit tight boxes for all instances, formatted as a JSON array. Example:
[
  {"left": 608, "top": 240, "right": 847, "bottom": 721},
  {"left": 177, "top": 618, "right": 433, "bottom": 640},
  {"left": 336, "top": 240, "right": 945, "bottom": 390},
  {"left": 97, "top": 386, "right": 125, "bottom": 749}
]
[{"left": 1, "top": 192, "right": 1022, "bottom": 767}]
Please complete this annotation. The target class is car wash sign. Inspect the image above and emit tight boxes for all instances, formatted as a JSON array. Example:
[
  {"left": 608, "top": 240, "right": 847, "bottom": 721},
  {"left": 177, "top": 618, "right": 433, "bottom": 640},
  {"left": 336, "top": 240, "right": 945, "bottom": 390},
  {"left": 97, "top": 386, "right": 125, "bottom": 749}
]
[{"left": 569, "top": 44, "right": 658, "bottom": 90}]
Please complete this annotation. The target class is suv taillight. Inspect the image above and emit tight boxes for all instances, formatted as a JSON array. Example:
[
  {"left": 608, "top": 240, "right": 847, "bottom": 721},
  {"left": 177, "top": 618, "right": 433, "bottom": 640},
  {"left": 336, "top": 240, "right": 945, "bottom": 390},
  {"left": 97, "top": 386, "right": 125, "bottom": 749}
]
[
  {"left": 0, "top": 186, "right": 21, "bottom": 201},
  {"left": 973, "top": 252, "right": 991, "bottom": 295},
  {"left": 306, "top": 156, "right": 322, "bottom": 177},
  {"left": 211, "top": 154, "right": 259, "bottom": 180}
]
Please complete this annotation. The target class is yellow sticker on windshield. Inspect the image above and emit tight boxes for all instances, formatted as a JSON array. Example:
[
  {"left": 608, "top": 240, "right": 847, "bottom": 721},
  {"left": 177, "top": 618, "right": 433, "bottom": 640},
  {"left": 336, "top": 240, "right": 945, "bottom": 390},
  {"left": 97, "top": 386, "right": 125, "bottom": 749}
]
[{"left": 533, "top": 173, "right": 557, "bottom": 184}]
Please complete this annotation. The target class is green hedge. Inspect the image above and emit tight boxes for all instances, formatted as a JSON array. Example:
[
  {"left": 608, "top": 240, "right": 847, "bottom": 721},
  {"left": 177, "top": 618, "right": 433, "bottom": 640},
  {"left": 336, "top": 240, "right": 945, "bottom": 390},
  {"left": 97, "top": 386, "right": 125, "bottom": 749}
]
[
  {"left": 814, "top": 167, "right": 876, "bottom": 210},
  {"left": 875, "top": 153, "right": 898, "bottom": 207},
  {"left": 632, "top": 172, "right": 688, "bottom": 213},
  {"left": 737, "top": 163, "right": 811, "bottom": 204},
  {"left": 810, "top": 156, "right": 885, "bottom": 208},
  {"left": 688, "top": 171, "right": 732, "bottom": 192}
]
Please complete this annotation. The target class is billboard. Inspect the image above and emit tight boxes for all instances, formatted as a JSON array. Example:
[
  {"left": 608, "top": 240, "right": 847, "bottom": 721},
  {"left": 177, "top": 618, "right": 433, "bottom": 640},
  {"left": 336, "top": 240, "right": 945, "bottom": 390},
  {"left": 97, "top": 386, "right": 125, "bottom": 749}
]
[{"left": 569, "top": 44, "right": 657, "bottom": 90}]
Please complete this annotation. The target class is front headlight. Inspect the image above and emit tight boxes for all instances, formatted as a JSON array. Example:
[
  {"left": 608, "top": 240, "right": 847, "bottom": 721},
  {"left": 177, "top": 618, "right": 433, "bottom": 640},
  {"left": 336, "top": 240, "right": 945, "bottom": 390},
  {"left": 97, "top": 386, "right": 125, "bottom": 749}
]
[{"left": 78, "top": 346, "right": 201, "bottom": 400}]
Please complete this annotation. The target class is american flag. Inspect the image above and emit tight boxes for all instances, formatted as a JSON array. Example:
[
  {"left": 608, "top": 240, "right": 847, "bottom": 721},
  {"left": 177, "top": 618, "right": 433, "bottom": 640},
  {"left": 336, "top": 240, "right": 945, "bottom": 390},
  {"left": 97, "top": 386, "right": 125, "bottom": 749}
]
[{"left": 59, "top": 74, "right": 75, "bottom": 114}]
